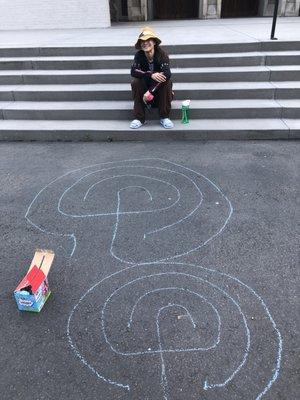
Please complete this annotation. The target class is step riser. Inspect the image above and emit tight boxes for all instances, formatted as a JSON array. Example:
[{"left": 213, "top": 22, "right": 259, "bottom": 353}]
[
  {"left": 0, "top": 129, "right": 296, "bottom": 142},
  {"left": 0, "top": 55, "right": 299, "bottom": 71},
  {"left": 282, "top": 108, "right": 300, "bottom": 118},
  {"left": 0, "top": 72, "right": 273, "bottom": 85},
  {"left": 2, "top": 88, "right": 299, "bottom": 101},
  {"left": 173, "top": 57, "right": 266, "bottom": 68},
  {"left": 0, "top": 41, "right": 300, "bottom": 57},
  {"left": 0, "top": 58, "right": 263, "bottom": 70},
  {"left": 270, "top": 71, "right": 300, "bottom": 81},
  {"left": 275, "top": 89, "right": 300, "bottom": 99},
  {"left": 0, "top": 43, "right": 261, "bottom": 57},
  {"left": 0, "top": 91, "right": 274, "bottom": 101},
  {"left": 267, "top": 55, "right": 300, "bottom": 65},
  {"left": 0, "top": 76, "right": 24, "bottom": 84},
  {"left": 3, "top": 107, "right": 292, "bottom": 120},
  {"left": 0, "top": 70, "right": 299, "bottom": 85},
  {"left": 0, "top": 71, "right": 271, "bottom": 85}
]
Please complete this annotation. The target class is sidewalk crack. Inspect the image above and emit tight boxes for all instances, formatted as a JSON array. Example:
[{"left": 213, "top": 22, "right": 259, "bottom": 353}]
[
  {"left": 269, "top": 80, "right": 277, "bottom": 100},
  {"left": 265, "top": 64, "right": 272, "bottom": 82},
  {"left": 273, "top": 96, "right": 290, "bottom": 135}
]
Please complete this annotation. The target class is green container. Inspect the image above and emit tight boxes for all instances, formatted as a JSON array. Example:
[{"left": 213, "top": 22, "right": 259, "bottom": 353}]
[{"left": 181, "top": 105, "right": 190, "bottom": 124}]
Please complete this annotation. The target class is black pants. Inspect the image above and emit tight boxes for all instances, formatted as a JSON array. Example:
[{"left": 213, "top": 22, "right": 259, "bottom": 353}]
[{"left": 131, "top": 78, "right": 173, "bottom": 123}]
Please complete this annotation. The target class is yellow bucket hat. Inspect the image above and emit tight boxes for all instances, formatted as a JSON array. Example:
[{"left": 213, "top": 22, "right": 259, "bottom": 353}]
[{"left": 135, "top": 27, "right": 161, "bottom": 49}]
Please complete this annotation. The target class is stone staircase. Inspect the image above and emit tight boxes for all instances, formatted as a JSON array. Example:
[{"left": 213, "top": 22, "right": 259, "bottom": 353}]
[{"left": 0, "top": 41, "right": 299, "bottom": 141}]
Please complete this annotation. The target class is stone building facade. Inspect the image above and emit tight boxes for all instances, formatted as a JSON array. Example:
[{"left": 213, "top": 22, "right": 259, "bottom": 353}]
[
  {"left": 0, "top": 0, "right": 299, "bottom": 30},
  {"left": 112, "top": 0, "right": 300, "bottom": 21},
  {"left": 0, "top": 0, "right": 111, "bottom": 30}
]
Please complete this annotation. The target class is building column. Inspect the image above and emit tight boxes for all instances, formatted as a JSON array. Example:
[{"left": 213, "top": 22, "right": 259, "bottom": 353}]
[
  {"left": 199, "top": 0, "right": 222, "bottom": 19},
  {"left": 259, "top": 0, "right": 300, "bottom": 16},
  {"left": 147, "top": 0, "right": 154, "bottom": 20},
  {"left": 259, "top": 0, "right": 284, "bottom": 16},
  {"left": 128, "top": 0, "right": 147, "bottom": 20},
  {"left": 109, "top": 0, "right": 118, "bottom": 21},
  {"left": 282, "top": 0, "right": 300, "bottom": 15}
]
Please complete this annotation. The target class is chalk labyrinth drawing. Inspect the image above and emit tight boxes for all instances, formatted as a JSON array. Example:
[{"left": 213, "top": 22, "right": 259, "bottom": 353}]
[{"left": 26, "top": 158, "right": 282, "bottom": 400}]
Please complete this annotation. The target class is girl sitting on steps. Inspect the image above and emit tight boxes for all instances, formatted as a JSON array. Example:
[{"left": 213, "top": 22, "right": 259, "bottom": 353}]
[{"left": 130, "top": 27, "right": 174, "bottom": 130}]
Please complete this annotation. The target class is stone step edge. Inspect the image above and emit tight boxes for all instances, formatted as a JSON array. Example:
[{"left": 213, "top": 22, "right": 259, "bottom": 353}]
[
  {"left": 0, "top": 119, "right": 299, "bottom": 141},
  {"left": 1, "top": 65, "right": 300, "bottom": 76},
  {"left": 1, "top": 81, "right": 300, "bottom": 91},
  {"left": 1, "top": 51, "right": 300, "bottom": 62},
  {"left": 0, "top": 41, "right": 300, "bottom": 57},
  {"left": 0, "top": 118, "right": 298, "bottom": 130},
  {"left": 1, "top": 99, "right": 299, "bottom": 110}
]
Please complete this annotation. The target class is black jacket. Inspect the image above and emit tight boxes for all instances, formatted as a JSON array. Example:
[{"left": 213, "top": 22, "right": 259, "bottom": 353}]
[{"left": 131, "top": 49, "right": 171, "bottom": 93}]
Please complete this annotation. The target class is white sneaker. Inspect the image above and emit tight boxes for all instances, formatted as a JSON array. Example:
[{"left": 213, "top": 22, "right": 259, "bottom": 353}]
[
  {"left": 130, "top": 119, "right": 144, "bottom": 129},
  {"left": 160, "top": 118, "right": 174, "bottom": 129}
]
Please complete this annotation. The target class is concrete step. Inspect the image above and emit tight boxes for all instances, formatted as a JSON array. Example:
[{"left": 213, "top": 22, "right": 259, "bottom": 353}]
[
  {"left": 1, "top": 99, "right": 299, "bottom": 120},
  {"left": 1, "top": 66, "right": 299, "bottom": 85},
  {"left": 0, "top": 43, "right": 259, "bottom": 57},
  {"left": 269, "top": 65, "right": 300, "bottom": 81},
  {"left": 0, "top": 41, "right": 299, "bottom": 57},
  {"left": 272, "top": 81, "right": 300, "bottom": 99},
  {"left": 0, "top": 118, "right": 298, "bottom": 141},
  {"left": 0, "top": 81, "right": 299, "bottom": 101},
  {"left": 0, "top": 41, "right": 298, "bottom": 142},
  {"left": 0, "top": 51, "right": 299, "bottom": 70}
]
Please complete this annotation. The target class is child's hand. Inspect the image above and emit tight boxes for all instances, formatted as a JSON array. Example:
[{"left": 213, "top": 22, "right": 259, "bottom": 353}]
[
  {"left": 151, "top": 72, "right": 166, "bottom": 83},
  {"left": 143, "top": 91, "right": 154, "bottom": 103}
]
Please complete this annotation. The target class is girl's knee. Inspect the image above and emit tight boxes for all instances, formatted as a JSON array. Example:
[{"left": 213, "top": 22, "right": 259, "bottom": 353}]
[{"left": 131, "top": 78, "right": 145, "bottom": 89}]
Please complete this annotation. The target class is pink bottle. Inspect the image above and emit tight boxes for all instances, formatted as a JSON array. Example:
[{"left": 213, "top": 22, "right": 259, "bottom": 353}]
[{"left": 144, "top": 91, "right": 154, "bottom": 102}]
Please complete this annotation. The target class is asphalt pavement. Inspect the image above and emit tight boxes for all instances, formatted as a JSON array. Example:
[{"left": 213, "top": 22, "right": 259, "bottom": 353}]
[{"left": 0, "top": 141, "right": 299, "bottom": 400}]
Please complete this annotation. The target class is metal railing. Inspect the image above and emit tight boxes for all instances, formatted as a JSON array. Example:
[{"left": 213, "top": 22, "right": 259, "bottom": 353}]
[{"left": 271, "top": 0, "right": 280, "bottom": 40}]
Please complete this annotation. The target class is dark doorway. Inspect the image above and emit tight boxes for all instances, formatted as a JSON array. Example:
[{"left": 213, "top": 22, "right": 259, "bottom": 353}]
[
  {"left": 153, "top": 0, "right": 199, "bottom": 20},
  {"left": 221, "top": 0, "right": 259, "bottom": 18},
  {"left": 109, "top": 0, "right": 128, "bottom": 22}
]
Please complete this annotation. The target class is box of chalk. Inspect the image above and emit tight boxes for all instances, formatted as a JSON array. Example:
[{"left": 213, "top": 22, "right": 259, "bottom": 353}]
[{"left": 14, "top": 249, "right": 55, "bottom": 312}]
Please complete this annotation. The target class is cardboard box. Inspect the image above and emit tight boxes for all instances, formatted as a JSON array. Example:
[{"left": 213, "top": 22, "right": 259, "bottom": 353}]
[{"left": 14, "top": 249, "right": 55, "bottom": 312}]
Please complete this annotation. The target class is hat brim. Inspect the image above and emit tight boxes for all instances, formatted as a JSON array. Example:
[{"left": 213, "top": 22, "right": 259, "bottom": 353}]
[{"left": 135, "top": 36, "right": 161, "bottom": 50}]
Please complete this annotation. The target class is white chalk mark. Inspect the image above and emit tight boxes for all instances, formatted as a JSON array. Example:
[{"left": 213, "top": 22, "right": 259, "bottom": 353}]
[
  {"left": 25, "top": 175, "right": 77, "bottom": 258},
  {"left": 164, "top": 261, "right": 283, "bottom": 399},
  {"left": 67, "top": 262, "right": 281, "bottom": 399},
  {"left": 66, "top": 332, "right": 130, "bottom": 391},
  {"left": 84, "top": 181, "right": 153, "bottom": 203},
  {"left": 100, "top": 270, "right": 249, "bottom": 393},
  {"left": 128, "top": 288, "right": 216, "bottom": 335},
  {"left": 25, "top": 159, "right": 230, "bottom": 260},
  {"left": 63, "top": 172, "right": 180, "bottom": 216},
  {"left": 26, "top": 157, "right": 281, "bottom": 399},
  {"left": 55, "top": 164, "right": 205, "bottom": 263},
  {"left": 155, "top": 302, "right": 200, "bottom": 399},
  {"left": 110, "top": 188, "right": 126, "bottom": 264},
  {"left": 203, "top": 309, "right": 250, "bottom": 390}
]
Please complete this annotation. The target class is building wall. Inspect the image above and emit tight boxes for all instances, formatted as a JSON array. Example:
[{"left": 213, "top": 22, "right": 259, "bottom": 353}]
[
  {"left": 128, "top": 0, "right": 142, "bottom": 20},
  {"left": 0, "top": 0, "right": 111, "bottom": 30},
  {"left": 143, "top": 0, "right": 299, "bottom": 20},
  {"left": 0, "top": 0, "right": 298, "bottom": 30},
  {"left": 280, "top": 0, "right": 300, "bottom": 16},
  {"left": 202, "top": 0, "right": 300, "bottom": 18},
  {"left": 200, "top": 0, "right": 222, "bottom": 19}
]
